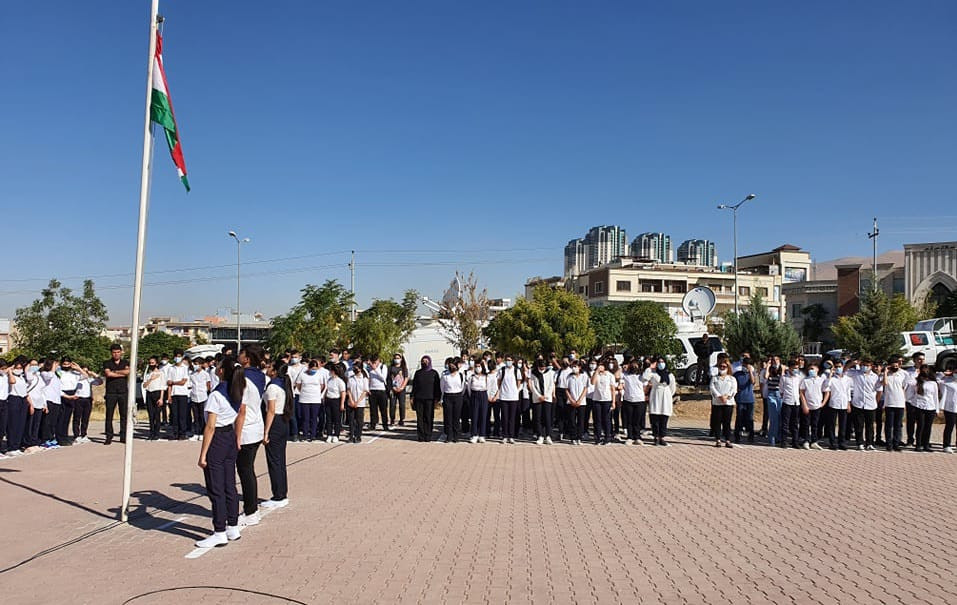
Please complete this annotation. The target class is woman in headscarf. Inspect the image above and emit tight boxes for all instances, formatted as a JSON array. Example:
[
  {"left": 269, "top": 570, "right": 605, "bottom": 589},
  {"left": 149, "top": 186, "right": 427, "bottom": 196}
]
[{"left": 647, "top": 356, "right": 677, "bottom": 446}]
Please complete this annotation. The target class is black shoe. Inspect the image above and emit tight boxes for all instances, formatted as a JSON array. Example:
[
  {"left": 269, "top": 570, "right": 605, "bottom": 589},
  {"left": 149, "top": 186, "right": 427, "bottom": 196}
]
[
  {"left": 104, "top": 438, "right": 112, "bottom": 445},
  {"left": 875, "top": 439, "right": 886, "bottom": 446},
  {"left": 829, "top": 445, "right": 838, "bottom": 450},
  {"left": 922, "top": 446, "right": 933, "bottom": 452},
  {"left": 893, "top": 445, "right": 903, "bottom": 451},
  {"left": 838, "top": 445, "right": 847, "bottom": 451}
]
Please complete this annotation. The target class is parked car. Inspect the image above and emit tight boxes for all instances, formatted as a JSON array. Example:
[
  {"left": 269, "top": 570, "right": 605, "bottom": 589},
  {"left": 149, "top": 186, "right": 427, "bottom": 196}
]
[{"left": 900, "top": 330, "right": 957, "bottom": 370}]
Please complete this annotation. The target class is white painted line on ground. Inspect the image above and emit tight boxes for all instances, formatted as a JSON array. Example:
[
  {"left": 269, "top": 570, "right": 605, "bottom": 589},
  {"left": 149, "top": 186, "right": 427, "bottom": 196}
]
[
  {"left": 185, "top": 547, "right": 210, "bottom": 559},
  {"left": 157, "top": 516, "right": 186, "bottom": 530},
  {"left": 365, "top": 431, "right": 386, "bottom": 444}
]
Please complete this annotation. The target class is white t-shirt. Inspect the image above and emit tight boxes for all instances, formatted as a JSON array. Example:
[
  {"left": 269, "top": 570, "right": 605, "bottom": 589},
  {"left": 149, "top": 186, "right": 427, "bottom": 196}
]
[
  {"left": 780, "top": 373, "right": 803, "bottom": 405},
  {"left": 144, "top": 369, "right": 166, "bottom": 393},
  {"left": 208, "top": 366, "right": 220, "bottom": 391},
  {"left": 621, "top": 373, "right": 646, "bottom": 403},
  {"left": 592, "top": 372, "right": 615, "bottom": 402},
  {"left": 938, "top": 377, "right": 957, "bottom": 413},
  {"left": 904, "top": 367, "right": 919, "bottom": 402},
  {"left": 348, "top": 375, "right": 370, "bottom": 407},
  {"left": 848, "top": 369, "right": 883, "bottom": 410},
  {"left": 368, "top": 365, "right": 388, "bottom": 391},
  {"left": 41, "top": 371, "right": 62, "bottom": 404},
  {"left": 566, "top": 373, "right": 589, "bottom": 404},
  {"left": 265, "top": 382, "right": 286, "bottom": 415},
  {"left": 168, "top": 364, "right": 190, "bottom": 397},
  {"left": 883, "top": 371, "right": 909, "bottom": 409},
  {"left": 557, "top": 367, "right": 573, "bottom": 389},
  {"left": 204, "top": 389, "right": 238, "bottom": 427},
  {"left": 469, "top": 374, "right": 488, "bottom": 392},
  {"left": 240, "top": 377, "right": 264, "bottom": 445},
  {"left": 297, "top": 370, "right": 325, "bottom": 403},
  {"left": 824, "top": 375, "right": 852, "bottom": 409},
  {"left": 59, "top": 371, "right": 80, "bottom": 393},
  {"left": 441, "top": 371, "right": 465, "bottom": 394},
  {"left": 76, "top": 377, "right": 93, "bottom": 398},
  {"left": 189, "top": 370, "right": 210, "bottom": 402},
  {"left": 498, "top": 367, "right": 521, "bottom": 401},
  {"left": 27, "top": 375, "right": 46, "bottom": 409},
  {"left": 799, "top": 376, "right": 827, "bottom": 409},
  {"left": 325, "top": 376, "right": 346, "bottom": 399},
  {"left": 912, "top": 380, "right": 940, "bottom": 412}
]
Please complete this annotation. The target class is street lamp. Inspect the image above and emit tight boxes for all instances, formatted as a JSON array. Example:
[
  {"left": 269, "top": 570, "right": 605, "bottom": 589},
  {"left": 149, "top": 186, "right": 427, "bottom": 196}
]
[
  {"left": 716, "top": 193, "right": 757, "bottom": 315},
  {"left": 228, "top": 231, "right": 251, "bottom": 350}
]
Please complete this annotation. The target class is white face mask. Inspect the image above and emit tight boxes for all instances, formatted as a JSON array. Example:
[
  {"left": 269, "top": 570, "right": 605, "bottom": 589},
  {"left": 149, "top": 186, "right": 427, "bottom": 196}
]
[{"left": 291, "top": 357, "right": 300, "bottom": 365}]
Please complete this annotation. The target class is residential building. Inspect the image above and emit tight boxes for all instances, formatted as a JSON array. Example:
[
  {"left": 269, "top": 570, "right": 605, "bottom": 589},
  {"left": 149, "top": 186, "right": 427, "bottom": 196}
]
[
  {"left": 736, "top": 244, "right": 812, "bottom": 284},
  {"left": 676, "top": 239, "right": 717, "bottom": 267},
  {"left": 563, "top": 238, "right": 589, "bottom": 277},
  {"left": 563, "top": 225, "right": 628, "bottom": 276},
  {"left": 630, "top": 232, "right": 674, "bottom": 263},
  {"left": 0, "top": 318, "right": 11, "bottom": 355}
]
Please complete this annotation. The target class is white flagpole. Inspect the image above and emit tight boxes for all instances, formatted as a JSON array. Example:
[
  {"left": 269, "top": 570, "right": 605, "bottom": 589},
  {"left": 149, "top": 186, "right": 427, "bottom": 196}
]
[{"left": 121, "top": 0, "right": 161, "bottom": 523}]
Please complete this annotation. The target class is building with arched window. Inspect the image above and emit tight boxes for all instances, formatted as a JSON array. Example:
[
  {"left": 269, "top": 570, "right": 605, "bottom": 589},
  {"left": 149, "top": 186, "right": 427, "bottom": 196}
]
[{"left": 905, "top": 241, "right": 957, "bottom": 307}]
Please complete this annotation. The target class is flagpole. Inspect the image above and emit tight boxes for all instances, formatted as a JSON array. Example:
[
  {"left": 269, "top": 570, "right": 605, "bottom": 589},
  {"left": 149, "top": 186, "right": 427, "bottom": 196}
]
[{"left": 121, "top": 0, "right": 161, "bottom": 523}]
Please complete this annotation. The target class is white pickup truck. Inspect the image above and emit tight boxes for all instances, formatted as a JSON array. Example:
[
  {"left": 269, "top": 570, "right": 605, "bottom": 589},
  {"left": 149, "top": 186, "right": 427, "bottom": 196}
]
[{"left": 901, "top": 317, "right": 957, "bottom": 370}]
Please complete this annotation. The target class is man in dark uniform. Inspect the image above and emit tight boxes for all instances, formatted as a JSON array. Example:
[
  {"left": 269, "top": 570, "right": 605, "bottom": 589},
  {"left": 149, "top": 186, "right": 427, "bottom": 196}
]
[
  {"left": 694, "top": 333, "right": 712, "bottom": 388},
  {"left": 102, "top": 344, "right": 130, "bottom": 445}
]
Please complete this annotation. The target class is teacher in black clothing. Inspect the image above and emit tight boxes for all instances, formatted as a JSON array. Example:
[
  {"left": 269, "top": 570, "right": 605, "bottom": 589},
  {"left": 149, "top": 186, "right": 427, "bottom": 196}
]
[
  {"left": 411, "top": 356, "right": 441, "bottom": 442},
  {"left": 102, "top": 343, "right": 131, "bottom": 445}
]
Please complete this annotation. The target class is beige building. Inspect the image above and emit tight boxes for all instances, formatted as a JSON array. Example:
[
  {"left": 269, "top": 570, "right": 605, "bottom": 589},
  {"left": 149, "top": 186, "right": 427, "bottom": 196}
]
[{"left": 905, "top": 241, "right": 957, "bottom": 308}]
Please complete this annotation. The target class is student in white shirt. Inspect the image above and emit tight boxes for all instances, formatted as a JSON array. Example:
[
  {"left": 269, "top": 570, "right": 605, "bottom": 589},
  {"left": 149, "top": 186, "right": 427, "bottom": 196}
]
[
  {"left": 881, "top": 356, "right": 910, "bottom": 451},
  {"left": 798, "top": 364, "right": 829, "bottom": 450},
  {"left": 296, "top": 360, "right": 326, "bottom": 442},
  {"left": 496, "top": 355, "right": 523, "bottom": 444},
  {"left": 905, "top": 352, "right": 925, "bottom": 447},
  {"left": 189, "top": 359, "right": 211, "bottom": 441},
  {"left": 590, "top": 361, "right": 616, "bottom": 445},
  {"left": 847, "top": 359, "right": 883, "bottom": 450},
  {"left": 439, "top": 358, "right": 466, "bottom": 443},
  {"left": 324, "top": 364, "right": 347, "bottom": 443},
  {"left": 58, "top": 357, "right": 81, "bottom": 446},
  {"left": 912, "top": 364, "right": 941, "bottom": 452},
  {"left": 529, "top": 359, "right": 556, "bottom": 445},
  {"left": 938, "top": 369, "right": 957, "bottom": 453},
  {"left": 196, "top": 357, "right": 243, "bottom": 548},
  {"left": 779, "top": 361, "right": 804, "bottom": 448},
  {"left": 565, "top": 361, "right": 590, "bottom": 445},
  {"left": 823, "top": 361, "right": 852, "bottom": 450},
  {"left": 72, "top": 366, "right": 97, "bottom": 443},
  {"left": 166, "top": 351, "right": 191, "bottom": 440},
  {"left": 648, "top": 357, "right": 677, "bottom": 446},
  {"left": 262, "top": 361, "right": 293, "bottom": 508},
  {"left": 621, "top": 359, "right": 648, "bottom": 445},
  {"left": 143, "top": 357, "right": 166, "bottom": 440},
  {"left": 25, "top": 360, "right": 46, "bottom": 449},
  {"left": 367, "top": 357, "right": 389, "bottom": 431},
  {"left": 158, "top": 354, "right": 172, "bottom": 425},
  {"left": 285, "top": 350, "right": 304, "bottom": 441},
  {"left": 235, "top": 345, "right": 266, "bottom": 528},
  {"left": 38, "top": 358, "right": 63, "bottom": 447},
  {"left": 347, "top": 363, "right": 370, "bottom": 443},
  {"left": 710, "top": 360, "right": 738, "bottom": 448},
  {"left": 468, "top": 361, "right": 490, "bottom": 443}
]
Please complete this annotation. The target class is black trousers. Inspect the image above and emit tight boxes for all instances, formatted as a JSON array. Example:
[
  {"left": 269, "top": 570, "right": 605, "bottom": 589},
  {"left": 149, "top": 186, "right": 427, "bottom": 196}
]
[
  {"left": 57, "top": 396, "right": 75, "bottom": 443},
  {"left": 533, "top": 401, "right": 554, "bottom": 438},
  {"left": 145, "top": 391, "right": 162, "bottom": 438},
  {"left": 203, "top": 428, "right": 239, "bottom": 532},
  {"left": 555, "top": 388, "right": 569, "bottom": 437},
  {"left": 611, "top": 402, "right": 621, "bottom": 435},
  {"left": 943, "top": 411, "right": 957, "bottom": 449},
  {"left": 592, "top": 401, "right": 612, "bottom": 443},
  {"left": 916, "top": 408, "right": 936, "bottom": 449},
  {"left": 850, "top": 407, "right": 875, "bottom": 447},
  {"left": 171, "top": 395, "right": 190, "bottom": 438},
  {"left": 265, "top": 417, "right": 289, "bottom": 500},
  {"left": 800, "top": 408, "right": 822, "bottom": 444},
  {"left": 649, "top": 413, "right": 670, "bottom": 439},
  {"left": 0, "top": 398, "right": 6, "bottom": 452},
  {"left": 301, "top": 402, "right": 321, "bottom": 440},
  {"left": 442, "top": 393, "right": 463, "bottom": 441},
  {"left": 324, "top": 398, "right": 342, "bottom": 438},
  {"left": 5, "top": 396, "right": 27, "bottom": 452},
  {"left": 28, "top": 408, "right": 44, "bottom": 446},
  {"left": 460, "top": 389, "right": 472, "bottom": 433},
  {"left": 500, "top": 400, "right": 519, "bottom": 439},
  {"left": 368, "top": 390, "right": 388, "bottom": 430},
  {"left": 488, "top": 401, "right": 502, "bottom": 437},
  {"left": 191, "top": 400, "right": 206, "bottom": 436},
  {"left": 906, "top": 402, "right": 917, "bottom": 444},
  {"left": 622, "top": 401, "right": 646, "bottom": 440},
  {"left": 104, "top": 392, "right": 128, "bottom": 441},
  {"left": 471, "top": 391, "right": 489, "bottom": 437},
  {"left": 569, "top": 405, "right": 587, "bottom": 441},
  {"left": 389, "top": 390, "right": 406, "bottom": 424},
  {"left": 159, "top": 394, "right": 169, "bottom": 424},
  {"left": 73, "top": 397, "right": 92, "bottom": 438},
  {"left": 236, "top": 441, "right": 261, "bottom": 516},
  {"left": 348, "top": 406, "right": 364, "bottom": 441},
  {"left": 781, "top": 405, "right": 800, "bottom": 446},
  {"left": 824, "top": 408, "right": 848, "bottom": 447},
  {"left": 519, "top": 396, "right": 533, "bottom": 434},
  {"left": 711, "top": 405, "right": 733, "bottom": 442},
  {"left": 43, "top": 403, "right": 61, "bottom": 442},
  {"left": 884, "top": 407, "right": 904, "bottom": 447},
  {"left": 414, "top": 398, "right": 435, "bottom": 441}
]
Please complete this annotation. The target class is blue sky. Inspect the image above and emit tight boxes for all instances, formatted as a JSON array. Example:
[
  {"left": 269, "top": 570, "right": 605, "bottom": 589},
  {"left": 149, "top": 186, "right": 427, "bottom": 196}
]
[{"left": 2, "top": 1, "right": 955, "bottom": 323}]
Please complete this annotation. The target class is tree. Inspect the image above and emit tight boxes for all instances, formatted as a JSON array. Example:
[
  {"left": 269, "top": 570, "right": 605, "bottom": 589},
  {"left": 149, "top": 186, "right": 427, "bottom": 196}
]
[
  {"left": 436, "top": 271, "right": 491, "bottom": 354},
  {"left": 266, "top": 280, "right": 354, "bottom": 355},
  {"left": 483, "top": 284, "right": 595, "bottom": 358},
  {"left": 620, "top": 301, "right": 683, "bottom": 362},
  {"left": 589, "top": 305, "right": 627, "bottom": 354},
  {"left": 349, "top": 290, "right": 419, "bottom": 360},
  {"left": 832, "top": 289, "right": 902, "bottom": 361},
  {"left": 137, "top": 332, "right": 191, "bottom": 367},
  {"left": 13, "top": 279, "right": 111, "bottom": 368},
  {"left": 800, "top": 303, "right": 829, "bottom": 343},
  {"left": 939, "top": 290, "right": 957, "bottom": 317},
  {"left": 723, "top": 294, "right": 801, "bottom": 360},
  {"left": 889, "top": 293, "right": 935, "bottom": 331}
]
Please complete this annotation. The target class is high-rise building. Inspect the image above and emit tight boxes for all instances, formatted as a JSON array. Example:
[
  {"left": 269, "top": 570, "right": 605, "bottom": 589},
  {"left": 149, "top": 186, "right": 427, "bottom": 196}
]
[
  {"left": 564, "top": 238, "right": 590, "bottom": 277},
  {"left": 677, "top": 239, "right": 717, "bottom": 267},
  {"left": 563, "top": 225, "right": 628, "bottom": 276},
  {"left": 630, "top": 232, "right": 673, "bottom": 263}
]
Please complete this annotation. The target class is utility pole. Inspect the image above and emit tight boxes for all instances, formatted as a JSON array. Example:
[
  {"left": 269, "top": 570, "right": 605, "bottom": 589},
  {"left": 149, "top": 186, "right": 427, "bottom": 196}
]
[
  {"left": 867, "top": 217, "right": 879, "bottom": 292},
  {"left": 349, "top": 250, "right": 356, "bottom": 321}
]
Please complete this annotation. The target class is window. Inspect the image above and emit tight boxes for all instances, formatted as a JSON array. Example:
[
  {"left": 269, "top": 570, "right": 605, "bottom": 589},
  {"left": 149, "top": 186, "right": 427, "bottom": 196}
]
[
  {"left": 667, "top": 281, "right": 687, "bottom": 294},
  {"left": 616, "top": 280, "right": 631, "bottom": 292},
  {"left": 792, "top": 303, "right": 802, "bottom": 317},
  {"left": 578, "top": 286, "right": 587, "bottom": 294},
  {"left": 756, "top": 287, "right": 768, "bottom": 298},
  {"left": 639, "top": 279, "right": 662, "bottom": 293},
  {"left": 909, "top": 333, "right": 929, "bottom": 346},
  {"left": 773, "top": 285, "right": 781, "bottom": 302},
  {"left": 593, "top": 281, "right": 604, "bottom": 294},
  {"left": 738, "top": 286, "right": 750, "bottom": 297}
]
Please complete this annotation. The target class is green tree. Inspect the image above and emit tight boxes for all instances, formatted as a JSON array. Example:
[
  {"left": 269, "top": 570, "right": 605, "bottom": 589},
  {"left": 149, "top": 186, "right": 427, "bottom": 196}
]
[
  {"left": 723, "top": 294, "right": 801, "bottom": 360},
  {"left": 889, "top": 293, "right": 935, "bottom": 331},
  {"left": 800, "top": 303, "right": 829, "bottom": 343},
  {"left": 436, "top": 271, "right": 490, "bottom": 354},
  {"left": 137, "top": 332, "right": 191, "bottom": 367},
  {"left": 620, "top": 301, "right": 683, "bottom": 362},
  {"left": 589, "top": 305, "right": 627, "bottom": 354},
  {"left": 349, "top": 290, "right": 419, "bottom": 360},
  {"left": 13, "top": 279, "right": 111, "bottom": 368},
  {"left": 266, "top": 280, "right": 354, "bottom": 355},
  {"left": 483, "top": 284, "right": 595, "bottom": 358},
  {"left": 833, "top": 290, "right": 905, "bottom": 360}
]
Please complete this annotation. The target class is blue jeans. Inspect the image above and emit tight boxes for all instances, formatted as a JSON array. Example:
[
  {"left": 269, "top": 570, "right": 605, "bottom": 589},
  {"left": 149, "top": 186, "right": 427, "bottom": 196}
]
[
  {"left": 765, "top": 390, "right": 782, "bottom": 444},
  {"left": 734, "top": 400, "right": 755, "bottom": 440}
]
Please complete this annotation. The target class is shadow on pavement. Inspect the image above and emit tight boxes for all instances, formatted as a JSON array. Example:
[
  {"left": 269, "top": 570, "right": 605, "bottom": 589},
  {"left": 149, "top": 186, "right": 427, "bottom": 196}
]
[{"left": 0, "top": 476, "right": 115, "bottom": 519}]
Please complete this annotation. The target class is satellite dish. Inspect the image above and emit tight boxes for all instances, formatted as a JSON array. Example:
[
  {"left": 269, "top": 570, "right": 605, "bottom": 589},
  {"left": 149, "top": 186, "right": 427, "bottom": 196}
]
[{"left": 682, "top": 286, "right": 716, "bottom": 322}]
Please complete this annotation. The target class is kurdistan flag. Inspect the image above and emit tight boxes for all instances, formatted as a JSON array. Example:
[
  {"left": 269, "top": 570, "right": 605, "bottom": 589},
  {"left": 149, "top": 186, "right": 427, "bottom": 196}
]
[{"left": 150, "top": 31, "right": 190, "bottom": 191}]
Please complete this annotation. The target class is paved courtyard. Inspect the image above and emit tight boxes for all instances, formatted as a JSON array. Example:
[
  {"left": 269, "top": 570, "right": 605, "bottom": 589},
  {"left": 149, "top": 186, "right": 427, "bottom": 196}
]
[{"left": 1, "top": 418, "right": 956, "bottom": 604}]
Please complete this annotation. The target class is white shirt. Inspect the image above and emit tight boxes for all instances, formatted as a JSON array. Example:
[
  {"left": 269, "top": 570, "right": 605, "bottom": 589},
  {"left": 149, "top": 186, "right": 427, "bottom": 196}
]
[
  {"left": 208, "top": 366, "right": 220, "bottom": 390},
  {"left": 882, "top": 370, "right": 909, "bottom": 409},
  {"left": 348, "top": 375, "right": 370, "bottom": 407},
  {"left": 0, "top": 375, "right": 7, "bottom": 400},
  {"left": 710, "top": 375, "right": 737, "bottom": 406},
  {"left": 621, "top": 373, "right": 646, "bottom": 403},
  {"left": 498, "top": 367, "right": 521, "bottom": 401},
  {"left": 240, "top": 377, "right": 264, "bottom": 445},
  {"left": 800, "top": 376, "right": 827, "bottom": 410},
  {"left": 528, "top": 370, "right": 555, "bottom": 403},
  {"left": 76, "top": 378, "right": 92, "bottom": 398},
  {"left": 441, "top": 371, "right": 465, "bottom": 394},
  {"left": 557, "top": 367, "right": 573, "bottom": 389},
  {"left": 189, "top": 369, "right": 210, "bottom": 402},
  {"left": 913, "top": 380, "right": 940, "bottom": 412},
  {"left": 904, "top": 367, "right": 919, "bottom": 401},
  {"left": 824, "top": 375, "right": 852, "bottom": 409},
  {"left": 41, "top": 371, "right": 62, "bottom": 404},
  {"left": 287, "top": 362, "right": 305, "bottom": 395},
  {"left": 591, "top": 372, "right": 615, "bottom": 402},
  {"left": 59, "top": 371, "right": 80, "bottom": 393},
  {"left": 265, "top": 382, "right": 286, "bottom": 415},
  {"left": 325, "top": 376, "right": 346, "bottom": 399},
  {"left": 469, "top": 373, "right": 489, "bottom": 392},
  {"left": 28, "top": 375, "right": 46, "bottom": 409},
  {"left": 204, "top": 389, "right": 238, "bottom": 427},
  {"left": 648, "top": 372, "right": 677, "bottom": 416},
  {"left": 10, "top": 373, "right": 28, "bottom": 397},
  {"left": 938, "top": 376, "right": 957, "bottom": 413},
  {"left": 168, "top": 364, "right": 190, "bottom": 397},
  {"left": 297, "top": 370, "right": 325, "bottom": 403},
  {"left": 144, "top": 368, "right": 166, "bottom": 392},
  {"left": 368, "top": 365, "right": 388, "bottom": 391},
  {"left": 566, "top": 373, "right": 589, "bottom": 404},
  {"left": 780, "top": 373, "right": 803, "bottom": 405},
  {"left": 848, "top": 369, "right": 883, "bottom": 410}
]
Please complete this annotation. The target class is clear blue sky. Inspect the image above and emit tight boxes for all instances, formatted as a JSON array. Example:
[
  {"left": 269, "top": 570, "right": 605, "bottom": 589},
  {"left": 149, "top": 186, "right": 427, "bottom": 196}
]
[{"left": 2, "top": 1, "right": 955, "bottom": 323}]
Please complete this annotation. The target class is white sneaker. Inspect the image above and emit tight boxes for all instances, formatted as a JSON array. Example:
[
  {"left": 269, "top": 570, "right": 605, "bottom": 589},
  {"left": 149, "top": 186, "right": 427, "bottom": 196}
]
[
  {"left": 225, "top": 525, "right": 242, "bottom": 541},
  {"left": 945, "top": 447, "right": 955, "bottom": 454},
  {"left": 261, "top": 498, "right": 289, "bottom": 509},
  {"left": 802, "top": 443, "right": 811, "bottom": 450},
  {"left": 332, "top": 436, "right": 340, "bottom": 443},
  {"left": 810, "top": 442, "right": 823, "bottom": 451},
  {"left": 478, "top": 437, "right": 486, "bottom": 443},
  {"left": 188, "top": 435, "right": 200, "bottom": 442},
  {"left": 239, "top": 512, "right": 260, "bottom": 526},
  {"left": 857, "top": 444, "right": 865, "bottom": 451},
  {"left": 866, "top": 445, "right": 876, "bottom": 451},
  {"left": 195, "top": 532, "right": 228, "bottom": 548},
  {"left": 545, "top": 436, "right": 553, "bottom": 445},
  {"left": 469, "top": 436, "right": 479, "bottom": 444},
  {"left": 437, "top": 434, "right": 447, "bottom": 443},
  {"left": 536, "top": 437, "right": 544, "bottom": 445}
]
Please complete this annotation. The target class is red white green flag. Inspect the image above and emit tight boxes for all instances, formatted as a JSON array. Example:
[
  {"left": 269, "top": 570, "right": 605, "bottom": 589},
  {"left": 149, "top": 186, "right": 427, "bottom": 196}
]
[{"left": 150, "top": 31, "right": 190, "bottom": 191}]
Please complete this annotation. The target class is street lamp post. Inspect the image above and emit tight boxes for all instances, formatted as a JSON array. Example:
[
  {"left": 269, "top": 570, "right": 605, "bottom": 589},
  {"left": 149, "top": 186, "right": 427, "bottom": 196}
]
[
  {"left": 717, "top": 194, "right": 757, "bottom": 315},
  {"left": 228, "top": 231, "right": 250, "bottom": 350}
]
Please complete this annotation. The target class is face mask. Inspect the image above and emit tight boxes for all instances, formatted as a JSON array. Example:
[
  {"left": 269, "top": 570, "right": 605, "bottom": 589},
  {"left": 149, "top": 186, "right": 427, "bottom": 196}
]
[
  {"left": 475, "top": 367, "right": 484, "bottom": 375},
  {"left": 13, "top": 369, "right": 23, "bottom": 376},
  {"left": 657, "top": 362, "right": 666, "bottom": 371},
  {"left": 516, "top": 361, "right": 524, "bottom": 368},
  {"left": 808, "top": 370, "right": 818, "bottom": 378},
  {"left": 291, "top": 357, "right": 300, "bottom": 365},
  {"left": 161, "top": 360, "right": 168, "bottom": 366},
  {"left": 307, "top": 369, "right": 317, "bottom": 376},
  {"left": 569, "top": 354, "right": 576, "bottom": 361},
  {"left": 863, "top": 367, "right": 872, "bottom": 374},
  {"left": 193, "top": 364, "right": 200, "bottom": 371},
  {"left": 393, "top": 359, "right": 401, "bottom": 365},
  {"left": 148, "top": 364, "right": 156, "bottom": 369},
  {"left": 889, "top": 367, "right": 898, "bottom": 373},
  {"left": 572, "top": 367, "right": 580, "bottom": 374},
  {"left": 589, "top": 363, "right": 597, "bottom": 371},
  {"left": 30, "top": 366, "right": 40, "bottom": 374},
  {"left": 719, "top": 369, "right": 728, "bottom": 376},
  {"left": 421, "top": 361, "right": 430, "bottom": 369},
  {"left": 174, "top": 357, "right": 183, "bottom": 364},
  {"left": 835, "top": 368, "right": 843, "bottom": 375},
  {"left": 792, "top": 369, "right": 801, "bottom": 376}
]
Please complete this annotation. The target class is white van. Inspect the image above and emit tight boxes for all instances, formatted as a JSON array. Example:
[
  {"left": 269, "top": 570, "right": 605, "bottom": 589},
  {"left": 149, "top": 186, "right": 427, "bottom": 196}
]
[{"left": 672, "top": 324, "right": 724, "bottom": 384}]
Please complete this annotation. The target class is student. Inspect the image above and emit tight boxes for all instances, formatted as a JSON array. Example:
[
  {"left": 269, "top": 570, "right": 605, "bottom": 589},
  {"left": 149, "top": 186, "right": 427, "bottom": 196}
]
[
  {"left": 912, "top": 364, "right": 940, "bottom": 452},
  {"left": 584, "top": 359, "right": 597, "bottom": 439},
  {"left": 367, "top": 357, "right": 389, "bottom": 431},
  {"left": 411, "top": 356, "right": 441, "bottom": 442},
  {"left": 822, "top": 361, "right": 852, "bottom": 450},
  {"left": 73, "top": 366, "right": 95, "bottom": 443},
  {"left": 779, "top": 361, "right": 803, "bottom": 449},
  {"left": 710, "top": 360, "right": 737, "bottom": 448},
  {"left": 37, "top": 359, "right": 62, "bottom": 447},
  {"left": 58, "top": 357, "right": 80, "bottom": 446},
  {"left": 459, "top": 353, "right": 474, "bottom": 435},
  {"left": 565, "top": 361, "right": 590, "bottom": 445},
  {"left": 166, "top": 350, "right": 191, "bottom": 440},
  {"left": 323, "top": 364, "right": 347, "bottom": 443},
  {"left": 516, "top": 358, "right": 532, "bottom": 438},
  {"left": 486, "top": 361, "right": 500, "bottom": 439},
  {"left": 762, "top": 359, "right": 783, "bottom": 446},
  {"left": 468, "top": 361, "right": 489, "bottom": 444},
  {"left": 25, "top": 360, "right": 46, "bottom": 450},
  {"left": 143, "top": 357, "right": 166, "bottom": 440},
  {"left": 881, "top": 358, "right": 908, "bottom": 451},
  {"left": 798, "top": 364, "right": 828, "bottom": 450},
  {"left": 347, "top": 363, "right": 370, "bottom": 443},
  {"left": 621, "top": 359, "right": 647, "bottom": 446},
  {"left": 905, "top": 352, "right": 925, "bottom": 447},
  {"left": 0, "top": 360, "right": 7, "bottom": 456},
  {"left": 939, "top": 369, "right": 957, "bottom": 453},
  {"left": 590, "top": 361, "right": 615, "bottom": 445},
  {"left": 497, "top": 355, "right": 523, "bottom": 444},
  {"left": 286, "top": 351, "right": 304, "bottom": 442},
  {"left": 262, "top": 360, "right": 293, "bottom": 508},
  {"left": 848, "top": 359, "right": 884, "bottom": 451},
  {"left": 529, "top": 358, "right": 556, "bottom": 445},
  {"left": 235, "top": 348, "right": 266, "bottom": 527},
  {"left": 189, "top": 358, "right": 211, "bottom": 442},
  {"left": 555, "top": 357, "right": 572, "bottom": 441},
  {"left": 387, "top": 354, "right": 409, "bottom": 428},
  {"left": 195, "top": 357, "right": 243, "bottom": 548},
  {"left": 296, "top": 360, "right": 325, "bottom": 442},
  {"left": 732, "top": 358, "right": 756, "bottom": 443},
  {"left": 648, "top": 357, "right": 677, "bottom": 446},
  {"left": 439, "top": 358, "right": 465, "bottom": 443}
]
